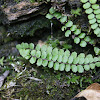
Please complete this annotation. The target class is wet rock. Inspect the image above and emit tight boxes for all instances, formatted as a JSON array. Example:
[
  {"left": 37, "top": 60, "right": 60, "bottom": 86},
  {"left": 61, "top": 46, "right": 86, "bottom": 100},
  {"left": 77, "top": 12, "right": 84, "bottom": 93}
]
[
  {"left": 0, "top": 26, "right": 6, "bottom": 44},
  {"left": 0, "top": 1, "right": 50, "bottom": 44},
  {"left": 0, "top": 0, "right": 82, "bottom": 58},
  {"left": 0, "top": 41, "right": 18, "bottom": 58},
  {"left": 0, "top": 25, "right": 14, "bottom": 44},
  {"left": 1, "top": 1, "right": 49, "bottom": 24},
  {"left": 0, "top": 8, "right": 5, "bottom": 24},
  {"left": 68, "top": 0, "right": 82, "bottom": 8},
  {"left": 7, "top": 15, "right": 50, "bottom": 38}
]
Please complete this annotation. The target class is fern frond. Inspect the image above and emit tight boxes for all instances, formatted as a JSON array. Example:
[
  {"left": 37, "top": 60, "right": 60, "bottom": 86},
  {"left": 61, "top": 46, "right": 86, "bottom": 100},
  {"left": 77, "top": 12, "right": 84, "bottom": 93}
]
[
  {"left": 46, "top": 7, "right": 96, "bottom": 47},
  {"left": 16, "top": 43, "right": 100, "bottom": 73},
  {"left": 80, "top": 0, "right": 100, "bottom": 37}
]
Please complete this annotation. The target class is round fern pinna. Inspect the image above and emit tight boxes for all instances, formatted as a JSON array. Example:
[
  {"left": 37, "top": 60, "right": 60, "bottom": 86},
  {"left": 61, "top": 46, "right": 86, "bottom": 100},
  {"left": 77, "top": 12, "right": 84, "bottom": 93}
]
[{"left": 16, "top": 43, "right": 100, "bottom": 73}]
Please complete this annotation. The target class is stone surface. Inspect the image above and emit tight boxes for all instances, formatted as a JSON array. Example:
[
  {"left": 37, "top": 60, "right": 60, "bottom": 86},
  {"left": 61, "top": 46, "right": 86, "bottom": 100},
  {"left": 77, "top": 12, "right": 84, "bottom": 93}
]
[
  {"left": 0, "top": 41, "right": 18, "bottom": 58},
  {"left": 0, "top": 1, "right": 49, "bottom": 24},
  {"left": 7, "top": 15, "right": 50, "bottom": 37}
]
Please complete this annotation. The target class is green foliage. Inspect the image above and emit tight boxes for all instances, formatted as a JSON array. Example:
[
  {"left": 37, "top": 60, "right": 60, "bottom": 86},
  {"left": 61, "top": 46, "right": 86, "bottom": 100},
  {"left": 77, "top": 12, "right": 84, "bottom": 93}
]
[
  {"left": 30, "top": 0, "right": 35, "bottom": 3},
  {"left": 80, "top": 0, "right": 100, "bottom": 37},
  {"left": 62, "top": 43, "right": 72, "bottom": 50},
  {"left": 71, "top": 8, "right": 82, "bottom": 17},
  {"left": 1, "top": 1, "right": 100, "bottom": 99},
  {"left": 46, "top": 37, "right": 60, "bottom": 48},
  {"left": 85, "top": 8, "right": 93, "bottom": 14},
  {"left": 67, "top": 73, "right": 80, "bottom": 85},
  {"left": 60, "top": 16, "right": 67, "bottom": 23},
  {"left": 46, "top": 14, "right": 53, "bottom": 19},
  {"left": 89, "top": 0, "right": 97, "bottom": 4},
  {"left": 94, "top": 47, "right": 100, "bottom": 55},
  {"left": 46, "top": 7, "right": 96, "bottom": 47},
  {"left": 16, "top": 43, "right": 100, "bottom": 73},
  {"left": 16, "top": 0, "right": 100, "bottom": 74},
  {"left": 80, "top": 0, "right": 88, "bottom": 3},
  {"left": 83, "top": 2, "right": 91, "bottom": 9},
  {"left": 14, "top": 0, "right": 22, "bottom": 3},
  {"left": 0, "top": 57, "right": 4, "bottom": 66},
  {"left": 92, "top": 4, "right": 99, "bottom": 9}
]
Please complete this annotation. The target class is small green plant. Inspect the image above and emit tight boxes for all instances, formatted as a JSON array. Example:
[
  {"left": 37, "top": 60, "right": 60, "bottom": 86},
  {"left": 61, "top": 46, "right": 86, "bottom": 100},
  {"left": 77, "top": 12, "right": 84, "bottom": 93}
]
[
  {"left": 14, "top": 0, "right": 22, "bottom": 3},
  {"left": 46, "top": 37, "right": 60, "bottom": 48},
  {"left": 30, "top": 0, "right": 35, "bottom": 3},
  {"left": 16, "top": 43, "right": 100, "bottom": 73},
  {"left": 0, "top": 57, "right": 4, "bottom": 66},
  {"left": 71, "top": 8, "right": 82, "bottom": 17},
  {"left": 80, "top": 0, "right": 100, "bottom": 37},
  {"left": 67, "top": 73, "right": 80, "bottom": 85},
  {"left": 16, "top": 0, "right": 100, "bottom": 74},
  {"left": 46, "top": 7, "right": 95, "bottom": 47}
]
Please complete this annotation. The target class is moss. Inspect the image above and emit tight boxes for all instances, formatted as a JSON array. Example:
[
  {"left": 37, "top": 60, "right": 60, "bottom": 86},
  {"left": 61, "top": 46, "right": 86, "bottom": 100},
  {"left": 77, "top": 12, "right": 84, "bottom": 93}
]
[
  {"left": 7, "top": 16, "right": 50, "bottom": 38},
  {"left": 0, "top": 58, "right": 99, "bottom": 99},
  {"left": 14, "top": 0, "right": 22, "bottom": 3}
]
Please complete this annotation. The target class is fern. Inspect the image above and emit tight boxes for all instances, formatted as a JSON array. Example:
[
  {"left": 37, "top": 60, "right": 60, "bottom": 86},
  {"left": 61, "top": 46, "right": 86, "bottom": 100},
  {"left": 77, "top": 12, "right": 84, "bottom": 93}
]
[
  {"left": 80, "top": 0, "right": 100, "bottom": 37},
  {"left": 16, "top": 0, "right": 100, "bottom": 73},
  {"left": 71, "top": 8, "right": 82, "bottom": 17},
  {"left": 46, "top": 7, "right": 96, "bottom": 47},
  {"left": 16, "top": 43, "right": 100, "bottom": 73}
]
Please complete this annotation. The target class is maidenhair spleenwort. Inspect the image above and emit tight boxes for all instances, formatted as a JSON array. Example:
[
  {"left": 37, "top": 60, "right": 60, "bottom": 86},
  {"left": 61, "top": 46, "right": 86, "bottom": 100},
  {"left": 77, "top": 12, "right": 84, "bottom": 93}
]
[
  {"left": 16, "top": 0, "right": 100, "bottom": 73},
  {"left": 16, "top": 43, "right": 100, "bottom": 73},
  {"left": 80, "top": 0, "right": 100, "bottom": 37},
  {"left": 46, "top": 7, "right": 96, "bottom": 47}
]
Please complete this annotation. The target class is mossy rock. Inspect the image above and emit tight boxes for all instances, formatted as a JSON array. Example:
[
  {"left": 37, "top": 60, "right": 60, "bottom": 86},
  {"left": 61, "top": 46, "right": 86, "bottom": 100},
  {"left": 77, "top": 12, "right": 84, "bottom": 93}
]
[{"left": 7, "top": 16, "right": 50, "bottom": 38}]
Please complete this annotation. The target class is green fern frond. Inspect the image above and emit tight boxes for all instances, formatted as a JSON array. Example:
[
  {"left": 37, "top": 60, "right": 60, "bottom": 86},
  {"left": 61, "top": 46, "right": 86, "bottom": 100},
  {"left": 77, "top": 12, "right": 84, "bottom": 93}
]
[
  {"left": 80, "top": 0, "right": 100, "bottom": 37},
  {"left": 16, "top": 43, "right": 100, "bottom": 73},
  {"left": 46, "top": 7, "right": 96, "bottom": 47}
]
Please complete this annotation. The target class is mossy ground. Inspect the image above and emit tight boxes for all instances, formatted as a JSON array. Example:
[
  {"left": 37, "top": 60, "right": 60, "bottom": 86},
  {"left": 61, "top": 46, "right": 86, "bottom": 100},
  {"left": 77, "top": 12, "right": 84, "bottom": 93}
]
[
  {"left": 0, "top": 55, "right": 100, "bottom": 99},
  {"left": 0, "top": 20, "right": 100, "bottom": 99}
]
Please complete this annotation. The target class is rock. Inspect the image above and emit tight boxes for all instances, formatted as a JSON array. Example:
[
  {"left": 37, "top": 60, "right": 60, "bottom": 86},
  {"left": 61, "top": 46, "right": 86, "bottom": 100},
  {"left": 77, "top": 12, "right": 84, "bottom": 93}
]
[
  {"left": 0, "top": 71, "right": 9, "bottom": 88},
  {"left": 0, "top": 26, "right": 7, "bottom": 44},
  {"left": 0, "top": 1, "right": 50, "bottom": 44},
  {"left": 1, "top": 1, "right": 49, "bottom": 24},
  {"left": 7, "top": 15, "right": 50, "bottom": 38},
  {"left": 0, "top": 41, "right": 18, "bottom": 58},
  {"left": 68, "top": 0, "right": 82, "bottom": 8}
]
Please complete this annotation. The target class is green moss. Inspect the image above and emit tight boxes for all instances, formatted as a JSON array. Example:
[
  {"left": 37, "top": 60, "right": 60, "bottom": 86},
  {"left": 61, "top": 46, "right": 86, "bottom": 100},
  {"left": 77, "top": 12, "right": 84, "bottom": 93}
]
[
  {"left": 0, "top": 57, "right": 99, "bottom": 99},
  {"left": 14, "top": 0, "right": 22, "bottom": 3},
  {"left": 7, "top": 16, "right": 50, "bottom": 37}
]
